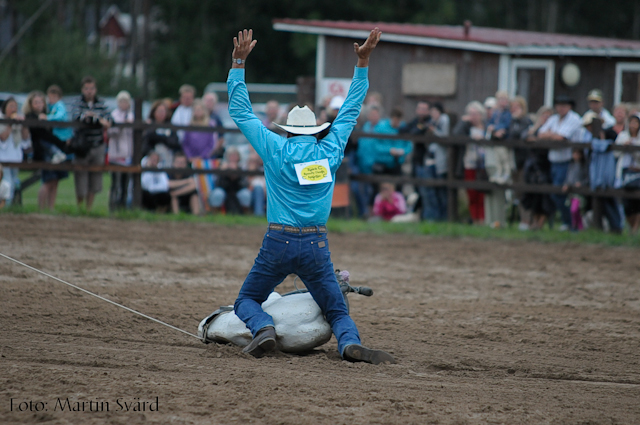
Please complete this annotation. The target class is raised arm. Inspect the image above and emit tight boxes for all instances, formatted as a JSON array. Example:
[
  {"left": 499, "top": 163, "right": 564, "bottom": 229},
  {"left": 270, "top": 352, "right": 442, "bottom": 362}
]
[
  {"left": 354, "top": 27, "right": 382, "bottom": 68},
  {"left": 227, "top": 29, "right": 279, "bottom": 159}
]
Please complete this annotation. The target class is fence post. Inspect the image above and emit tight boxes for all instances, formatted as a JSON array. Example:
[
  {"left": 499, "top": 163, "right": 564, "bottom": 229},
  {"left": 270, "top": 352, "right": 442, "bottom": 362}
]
[
  {"left": 446, "top": 145, "right": 458, "bottom": 222},
  {"left": 132, "top": 98, "right": 143, "bottom": 209}
]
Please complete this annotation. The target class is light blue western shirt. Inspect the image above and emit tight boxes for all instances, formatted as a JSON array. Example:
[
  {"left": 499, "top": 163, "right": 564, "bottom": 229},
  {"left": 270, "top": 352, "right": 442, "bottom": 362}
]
[{"left": 227, "top": 66, "right": 369, "bottom": 227}]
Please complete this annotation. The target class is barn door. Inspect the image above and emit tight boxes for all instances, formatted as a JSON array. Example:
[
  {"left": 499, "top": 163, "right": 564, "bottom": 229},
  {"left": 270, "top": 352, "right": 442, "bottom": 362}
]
[{"left": 509, "top": 59, "right": 555, "bottom": 112}]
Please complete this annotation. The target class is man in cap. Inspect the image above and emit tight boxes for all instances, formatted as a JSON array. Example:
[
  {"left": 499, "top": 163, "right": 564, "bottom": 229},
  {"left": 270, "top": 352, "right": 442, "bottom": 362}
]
[
  {"left": 227, "top": 28, "right": 395, "bottom": 364},
  {"left": 537, "top": 95, "right": 583, "bottom": 230},
  {"left": 584, "top": 89, "right": 615, "bottom": 129}
]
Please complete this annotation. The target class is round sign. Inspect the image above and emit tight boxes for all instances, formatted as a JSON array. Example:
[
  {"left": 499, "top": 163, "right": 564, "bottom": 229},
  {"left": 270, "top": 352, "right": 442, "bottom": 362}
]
[{"left": 301, "top": 164, "right": 328, "bottom": 181}]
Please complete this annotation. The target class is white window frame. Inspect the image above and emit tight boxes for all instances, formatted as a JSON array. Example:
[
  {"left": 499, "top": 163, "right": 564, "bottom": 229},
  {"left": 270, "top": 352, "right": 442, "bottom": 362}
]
[
  {"left": 508, "top": 59, "right": 555, "bottom": 108},
  {"left": 614, "top": 62, "right": 640, "bottom": 105}
]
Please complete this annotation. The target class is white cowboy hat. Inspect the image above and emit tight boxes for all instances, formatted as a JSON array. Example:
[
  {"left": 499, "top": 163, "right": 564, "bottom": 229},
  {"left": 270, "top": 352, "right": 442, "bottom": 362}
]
[{"left": 274, "top": 106, "right": 330, "bottom": 135}]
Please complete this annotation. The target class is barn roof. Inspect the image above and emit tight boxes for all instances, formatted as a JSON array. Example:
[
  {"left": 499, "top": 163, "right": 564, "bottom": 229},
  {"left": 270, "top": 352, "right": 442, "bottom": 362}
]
[{"left": 273, "top": 19, "right": 640, "bottom": 57}]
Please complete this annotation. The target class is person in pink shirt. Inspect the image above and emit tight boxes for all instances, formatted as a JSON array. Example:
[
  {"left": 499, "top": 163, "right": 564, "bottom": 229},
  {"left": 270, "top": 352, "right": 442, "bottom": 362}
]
[{"left": 372, "top": 182, "right": 407, "bottom": 221}]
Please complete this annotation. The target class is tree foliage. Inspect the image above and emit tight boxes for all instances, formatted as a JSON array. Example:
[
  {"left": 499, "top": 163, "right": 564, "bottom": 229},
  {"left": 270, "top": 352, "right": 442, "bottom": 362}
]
[{"left": 1, "top": 0, "right": 639, "bottom": 98}]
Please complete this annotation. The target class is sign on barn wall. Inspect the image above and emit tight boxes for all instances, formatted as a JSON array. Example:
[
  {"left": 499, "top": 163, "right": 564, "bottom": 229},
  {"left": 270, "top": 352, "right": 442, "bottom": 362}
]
[
  {"left": 402, "top": 63, "right": 457, "bottom": 96},
  {"left": 318, "top": 78, "right": 352, "bottom": 104}
]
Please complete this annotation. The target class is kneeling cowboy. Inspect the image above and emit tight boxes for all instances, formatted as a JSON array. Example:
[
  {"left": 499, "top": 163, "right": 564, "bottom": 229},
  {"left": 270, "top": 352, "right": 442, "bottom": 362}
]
[{"left": 227, "top": 28, "right": 394, "bottom": 364}]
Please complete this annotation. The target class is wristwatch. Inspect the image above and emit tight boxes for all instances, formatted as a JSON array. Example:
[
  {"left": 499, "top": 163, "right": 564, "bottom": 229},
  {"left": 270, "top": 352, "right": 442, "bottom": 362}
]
[{"left": 232, "top": 57, "right": 245, "bottom": 65}]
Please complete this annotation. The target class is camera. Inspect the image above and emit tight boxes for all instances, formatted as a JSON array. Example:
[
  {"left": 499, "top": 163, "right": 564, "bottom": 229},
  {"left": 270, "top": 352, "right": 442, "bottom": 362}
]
[{"left": 81, "top": 113, "right": 100, "bottom": 124}]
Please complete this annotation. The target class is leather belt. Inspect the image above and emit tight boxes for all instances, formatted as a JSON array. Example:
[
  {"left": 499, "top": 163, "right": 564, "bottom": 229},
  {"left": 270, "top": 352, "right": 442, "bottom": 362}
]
[{"left": 268, "top": 223, "right": 327, "bottom": 234}]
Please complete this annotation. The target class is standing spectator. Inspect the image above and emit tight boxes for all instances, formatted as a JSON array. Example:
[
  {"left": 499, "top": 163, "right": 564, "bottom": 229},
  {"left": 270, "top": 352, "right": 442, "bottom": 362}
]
[
  {"left": 0, "top": 164, "right": 10, "bottom": 209},
  {"left": 371, "top": 182, "right": 407, "bottom": 221},
  {"left": 208, "top": 146, "right": 251, "bottom": 214},
  {"left": 562, "top": 149, "right": 589, "bottom": 231},
  {"left": 371, "top": 107, "right": 411, "bottom": 176},
  {"left": 508, "top": 96, "right": 533, "bottom": 230},
  {"left": 71, "top": 76, "right": 112, "bottom": 211},
  {"left": 399, "top": 101, "right": 431, "bottom": 216},
  {"left": 537, "top": 95, "right": 582, "bottom": 231},
  {"left": 454, "top": 101, "right": 486, "bottom": 224},
  {"left": 423, "top": 102, "right": 450, "bottom": 221},
  {"left": 611, "top": 104, "right": 628, "bottom": 135},
  {"left": 23, "top": 91, "right": 69, "bottom": 210},
  {"left": 141, "top": 151, "right": 171, "bottom": 212},
  {"left": 615, "top": 114, "right": 640, "bottom": 234},
  {"left": 182, "top": 100, "right": 222, "bottom": 161},
  {"left": 142, "top": 100, "right": 181, "bottom": 168},
  {"left": 0, "top": 97, "right": 28, "bottom": 205},
  {"left": 171, "top": 84, "right": 196, "bottom": 143},
  {"left": 262, "top": 100, "right": 284, "bottom": 130},
  {"left": 168, "top": 153, "right": 200, "bottom": 215},
  {"left": 203, "top": 92, "right": 225, "bottom": 155},
  {"left": 522, "top": 106, "right": 555, "bottom": 231},
  {"left": 107, "top": 91, "right": 134, "bottom": 210},
  {"left": 46, "top": 85, "right": 73, "bottom": 156},
  {"left": 353, "top": 105, "right": 382, "bottom": 217},
  {"left": 483, "top": 97, "right": 497, "bottom": 122},
  {"left": 584, "top": 89, "right": 615, "bottom": 129},
  {"left": 246, "top": 151, "right": 266, "bottom": 216}
]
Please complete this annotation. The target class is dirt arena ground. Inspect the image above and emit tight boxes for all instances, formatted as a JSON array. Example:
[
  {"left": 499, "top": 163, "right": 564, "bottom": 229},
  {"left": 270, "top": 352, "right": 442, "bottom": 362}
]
[{"left": 1, "top": 215, "right": 639, "bottom": 425}]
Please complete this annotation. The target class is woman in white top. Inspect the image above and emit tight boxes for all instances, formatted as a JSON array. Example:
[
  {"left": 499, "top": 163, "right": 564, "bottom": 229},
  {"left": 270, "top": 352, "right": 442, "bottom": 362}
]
[
  {"left": 0, "top": 97, "right": 29, "bottom": 205},
  {"left": 615, "top": 114, "right": 640, "bottom": 234}
]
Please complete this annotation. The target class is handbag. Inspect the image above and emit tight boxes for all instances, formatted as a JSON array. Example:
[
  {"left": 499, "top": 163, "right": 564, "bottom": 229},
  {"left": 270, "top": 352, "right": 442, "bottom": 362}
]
[
  {"left": 67, "top": 130, "right": 91, "bottom": 158},
  {"left": 621, "top": 168, "right": 640, "bottom": 190}
]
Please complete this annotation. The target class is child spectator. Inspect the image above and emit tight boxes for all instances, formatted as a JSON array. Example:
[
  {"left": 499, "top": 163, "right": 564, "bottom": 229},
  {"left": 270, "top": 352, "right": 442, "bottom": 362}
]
[
  {"left": 372, "top": 182, "right": 407, "bottom": 221},
  {"left": 562, "top": 149, "right": 589, "bottom": 231},
  {"left": 141, "top": 151, "right": 171, "bottom": 212},
  {"left": 45, "top": 85, "right": 73, "bottom": 161},
  {"left": 107, "top": 90, "right": 134, "bottom": 210}
]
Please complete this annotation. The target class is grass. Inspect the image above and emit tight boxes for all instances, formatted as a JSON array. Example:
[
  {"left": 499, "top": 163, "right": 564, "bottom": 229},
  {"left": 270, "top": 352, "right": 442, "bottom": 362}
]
[{"left": 4, "top": 171, "right": 640, "bottom": 248}]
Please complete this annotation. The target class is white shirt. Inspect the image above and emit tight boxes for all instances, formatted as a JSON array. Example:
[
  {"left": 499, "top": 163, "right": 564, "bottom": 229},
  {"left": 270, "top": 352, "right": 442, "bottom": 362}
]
[
  {"left": 0, "top": 178, "right": 10, "bottom": 201},
  {"left": 584, "top": 108, "right": 616, "bottom": 129},
  {"left": 170, "top": 105, "right": 193, "bottom": 143},
  {"left": 141, "top": 171, "right": 169, "bottom": 193},
  {"left": 615, "top": 130, "right": 640, "bottom": 181},
  {"left": 539, "top": 110, "right": 582, "bottom": 163}
]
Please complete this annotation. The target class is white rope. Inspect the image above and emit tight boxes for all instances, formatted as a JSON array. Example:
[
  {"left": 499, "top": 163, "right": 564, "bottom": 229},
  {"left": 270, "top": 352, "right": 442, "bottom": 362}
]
[{"left": 0, "top": 252, "right": 201, "bottom": 340}]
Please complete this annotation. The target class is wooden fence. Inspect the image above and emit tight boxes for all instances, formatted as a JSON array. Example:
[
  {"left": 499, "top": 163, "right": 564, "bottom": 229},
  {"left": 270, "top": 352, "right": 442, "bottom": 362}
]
[{"left": 2, "top": 109, "right": 640, "bottom": 229}]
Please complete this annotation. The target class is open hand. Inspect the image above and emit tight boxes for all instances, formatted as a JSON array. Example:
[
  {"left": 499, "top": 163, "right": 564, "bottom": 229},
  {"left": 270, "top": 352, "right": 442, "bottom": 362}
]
[
  {"left": 232, "top": 29, "right": 258, "bottom": 63},
  {"left": 354, "top": 28, "right": 382, "bottom": 67}
]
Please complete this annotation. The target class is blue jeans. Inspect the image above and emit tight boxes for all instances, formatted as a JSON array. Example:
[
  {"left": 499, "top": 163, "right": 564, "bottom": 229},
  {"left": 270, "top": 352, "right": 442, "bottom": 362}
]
[
  {"left": 234, "top": 228, "right": 361, "bottom": 356},
  {"left": 421, "top": 165, "right": 448, "bottom": 221},
  {"left": 551, "top": 162, "right": 571, "bottom": 227}
]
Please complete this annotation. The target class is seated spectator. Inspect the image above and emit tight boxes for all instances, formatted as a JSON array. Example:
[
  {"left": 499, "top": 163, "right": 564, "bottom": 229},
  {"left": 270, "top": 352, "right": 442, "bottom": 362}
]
[
  {"left": 454, "top": 101, "right": 486, "bottom": 225},
  {"left": 584, "top": 89, "right": 615, "bottom": 129},
  {"left": 23, "top": 91, "right": 69, "bottom": 211},
  {"left": 168, "top": 153, "right": 201, "bottom": 215},
  {"left": 107, "top": 90, "right": 134, "bottom": 210},
  {"left": 171, "top": 84, "right": 195, "bottom": 143},
  {"left": 0, "top": 164, "right": 10, "bottom": 209},
  {"left": 208, "top": 147, "right": 252, "bottom": 214},
  {"left": 0, "top": 97, "right": 29, "bottom": 205},
  {"left": 615, "top": 113, "right": 640, "bottom": 234},
  {"left": 537, "top": 95, "right": 582, "bottom": 231},
  {"left": 423, "top": 102, "right": 450, "bottom": 221},
  {"left": 371, "top": 182, "right": 407, "bottom": 221},
  {"left": 141, "top": 152, "right": 171, "bottom": 212},
  {"left": 562, "top": 149, "right": 589, "bottom": 231},
  {"left": 182, "top": 100, "right": 223, "bottom": 161},
  {"left": 142, "top": 99, "right": 181, "bottom": 168}
]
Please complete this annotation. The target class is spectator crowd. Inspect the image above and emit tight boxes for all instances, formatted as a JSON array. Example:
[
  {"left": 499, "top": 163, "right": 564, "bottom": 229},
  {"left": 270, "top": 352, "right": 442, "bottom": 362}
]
[{"left": 1, "top": 75, "right": 640, "bottom": 234}]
